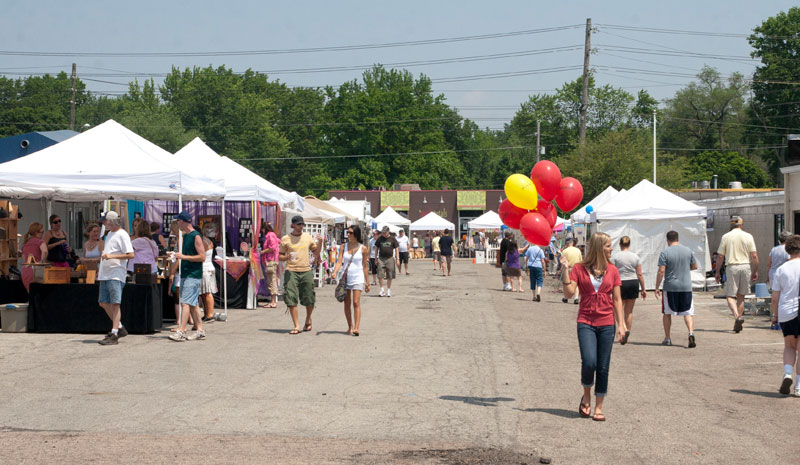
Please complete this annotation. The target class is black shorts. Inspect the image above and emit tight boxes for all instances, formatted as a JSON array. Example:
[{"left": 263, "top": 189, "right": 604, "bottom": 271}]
[
  {"left": 369, "top": 258, "right": 378, "bottom": 275},
  {"left": 782, "top": 315, "right": 800, "bottom": 338},
  {"left": 398, "top": 251, "right": 409, "bottom": 264},
  {"left": 620, "top": 279, "right": 639, "bottom": 300}
]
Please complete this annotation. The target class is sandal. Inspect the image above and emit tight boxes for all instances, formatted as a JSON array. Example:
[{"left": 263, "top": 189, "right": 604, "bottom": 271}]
[
  {"left": 303, "top": 323, "right": 312, "bottom": 332},
  {"left": 620, "top": 330, "right": 630, "bottom": 345},
  {"left": 592, "top": 412, "right": 606, "bottom": 422},
  {"left": 579, "top": 397, "right": 591, "bottom": 418},
  {"left": 353, "top": 331, "right": 359, "bottom": 336},
  {"left": 289, "top": 329, "right": 301, "bottom": 335}
]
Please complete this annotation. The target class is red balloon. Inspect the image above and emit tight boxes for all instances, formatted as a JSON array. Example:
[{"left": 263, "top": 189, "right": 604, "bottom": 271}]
[
  {"left": 498, "top": 199, "right": 528, "bottom": 229},
  {"left": 555, "top": 177, "right": 584, "bottom": 212},
  {"left": 535, "top": 201, "right": 558, "bottom": 228},
  {"left": 530, "top": 161, "right": 562, "bottom": 202},
  {"left": 519, "top": 212, "right": 552, "bottom": 246}
]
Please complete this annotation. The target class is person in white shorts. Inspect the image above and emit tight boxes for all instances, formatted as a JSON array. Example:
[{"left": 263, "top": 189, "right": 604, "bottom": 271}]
[
  {"left": 655, "top": 230, "right": 698, "bottom": 348},
  {"left": 769, "top": 234, "right": 800, "bottom": 397}
]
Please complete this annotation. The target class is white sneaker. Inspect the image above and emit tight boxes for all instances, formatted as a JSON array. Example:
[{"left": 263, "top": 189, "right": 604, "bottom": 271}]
[
  {"left": 793, "top": 388, "right": 800, "bottom": 397},
  {"left": 168, "top": 331, "right": 186, "bottom": 342},
  {"left": 379, "top": 288, "right": 385, "bottom": 297},
  {"left": 187, "top": 330, "right": 206, "bottom": 341},
  {"left": 780, "top": 373, "right": 793, "bottom": 395},
  {"left": 387, "top": 289, "right": 392, "bottom": 297},
  {"left": 503, "top": 284, "right": 511, "bottom": 291}
]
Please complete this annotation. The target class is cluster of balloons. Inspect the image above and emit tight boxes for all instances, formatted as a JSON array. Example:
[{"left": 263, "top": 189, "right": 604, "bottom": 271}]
[{"left": 499, "top": 160, "right": 584, "bottom": 246}]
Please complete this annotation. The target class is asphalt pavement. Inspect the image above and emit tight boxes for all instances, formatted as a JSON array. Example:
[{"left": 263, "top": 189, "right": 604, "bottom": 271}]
[{"left": 0, "top": 258, "right": 797, "bottom": 464}]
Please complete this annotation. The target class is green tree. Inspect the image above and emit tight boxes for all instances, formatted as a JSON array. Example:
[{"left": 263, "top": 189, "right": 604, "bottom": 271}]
[
  {"left": 685, "top": 151, "right": 769, "bottom": 188},
  {"left": 747, "top": 6, "right": 800, "bottom": 178},
  {"left": 555, "top": 129, "right": 686, "bottom": 203},
  {"left": 0, "top": 73, "right": 88, "bottom": 137},
  {"left": 506, "top": 76, "right": 655, "bottom": 160},
  {"left": 660, "top": 66, "right": 748, "bottom": 151}
]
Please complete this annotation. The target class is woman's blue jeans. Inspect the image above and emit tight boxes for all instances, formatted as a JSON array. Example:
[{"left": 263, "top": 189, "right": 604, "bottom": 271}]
[
  {"left": 577, "top": 323, "right": 615, "bottom": 397},
  {"left": 528, "top": 266, "right": 543, "bottom": 290}
]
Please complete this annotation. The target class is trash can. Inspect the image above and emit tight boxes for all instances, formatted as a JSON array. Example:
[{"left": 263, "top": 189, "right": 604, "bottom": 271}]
[{"left": 1, "top": 303, "right": 28, "bottom": 332}]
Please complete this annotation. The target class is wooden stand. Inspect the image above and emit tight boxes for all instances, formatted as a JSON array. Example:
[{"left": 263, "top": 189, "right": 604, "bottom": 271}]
[{"left": 0, "top": 200, "right": 19, "bottom": 278}]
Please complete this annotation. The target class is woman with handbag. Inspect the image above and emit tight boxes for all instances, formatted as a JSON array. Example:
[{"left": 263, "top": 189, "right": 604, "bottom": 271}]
[{"left": 332, "top": 225, "right": 370, "bottom": 336}]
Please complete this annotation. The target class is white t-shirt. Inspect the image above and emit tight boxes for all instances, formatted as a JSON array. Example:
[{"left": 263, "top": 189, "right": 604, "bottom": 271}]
[
  {"left": 98, "top": 229, "right": 134, "bottom": 282},
  {"left": 412, "top": 237, "right": 419, "bottom": 248},
  {"left": 368, "top": 237, "right": 378, "bottom": 259},
  {"left": 772, "top": 259, "right": 800, "bottom": 323},
  {"left": 397, "top": 235, "right": 410, "bottom": 253}
]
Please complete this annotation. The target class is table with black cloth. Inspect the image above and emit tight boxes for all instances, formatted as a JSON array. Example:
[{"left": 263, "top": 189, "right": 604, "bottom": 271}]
[
  {"left": 27, "top": 282, "right": 162, "bottom": 334},
  {"left": 213, "top": 261, "right": 248, "bottom": 309},
  {"left": 0, "top": 279, "right": 28, "bottom": 304}
]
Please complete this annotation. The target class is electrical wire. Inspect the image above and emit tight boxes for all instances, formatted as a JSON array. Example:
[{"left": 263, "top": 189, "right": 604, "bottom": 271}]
[{"left": 0, "top": 25, "right": 583, "bottom": 57}]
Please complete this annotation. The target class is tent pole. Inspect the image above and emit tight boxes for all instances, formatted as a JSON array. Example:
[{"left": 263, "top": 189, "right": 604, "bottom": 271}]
[
  {"left": 177, "top": 193, "right": 183, "bottom": 332},
  {"left": 222, "top": 198, "right": 228, "bottom": 314}
]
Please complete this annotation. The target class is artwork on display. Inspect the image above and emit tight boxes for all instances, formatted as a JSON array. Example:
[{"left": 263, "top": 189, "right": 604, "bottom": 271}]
[
  {"left": 238, "top": 218, "right": 253, "bottom": 245},
  {"left": 199, "top": 215, "right": 221, "bottom": 244},
  {"left": 706, "top": 210, "right": 714, "bottom": 232},
  {"left": 162, "top": 213, "right": 177, "bottom": 233}
]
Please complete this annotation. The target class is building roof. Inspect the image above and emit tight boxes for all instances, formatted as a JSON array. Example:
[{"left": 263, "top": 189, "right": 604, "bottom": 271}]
[{"left": 0, "top": 129, "right": 79, "bottom": 164}]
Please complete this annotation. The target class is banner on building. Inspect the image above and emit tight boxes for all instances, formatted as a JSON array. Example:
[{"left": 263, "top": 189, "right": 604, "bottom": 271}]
[
  {"left": 381, "top": 191, "right": 410, "bottom": 209},
  {"left": 457, "top": 190, "right": 486, "bottom": 210}
]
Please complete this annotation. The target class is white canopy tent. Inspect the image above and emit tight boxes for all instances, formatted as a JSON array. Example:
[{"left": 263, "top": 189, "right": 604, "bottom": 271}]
[
  {"left": 467, "top": 210, "right": 503, "bottom": 230},
  {"left": 373, "top": 206, "right": 411, "bottom": 226},
  {"left": 410, "top": 211, "right": 456, "bottom": 231},
  {"left": 0, "top": 120, "right": 225, "bottom": 201},
  {"left": 174, "top": 137, "right": 304, "bottom": 209},
  {"left": 327, "top": 199, "right": 371, "bottom": 222},
  {"left": 571, "top": 186, "right": 619, "bottom": 224},
  {"left": 595, "top": 180, "right": 709, "bottom": 289}
]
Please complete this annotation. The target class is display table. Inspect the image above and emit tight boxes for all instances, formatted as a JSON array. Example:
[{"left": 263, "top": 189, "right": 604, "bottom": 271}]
[
  {"left": 0, "top": 279, "right": 28, "bottom": 304},
  {"left": 27, "top": 282, "right": 163, "bottom": 334},
  {"left": 214, "top": 260, "right": 248, "bottom": 309}
]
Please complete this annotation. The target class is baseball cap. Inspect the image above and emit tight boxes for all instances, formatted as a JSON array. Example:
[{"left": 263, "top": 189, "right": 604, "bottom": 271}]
[
  {"left": 381, "top": 226, "right": 390, "bottom": 233},
  {"left": 730, "top": 216, "right": 743, "bottom": 225},
  {"left": 103, "top": 211, "right": 119, "bottom": 221},
  {"left": 176, "top": 211, "right": 192, "bottom": 223},
  {"left": 291, "top": 215, "right": 305, "bottom": 225}
]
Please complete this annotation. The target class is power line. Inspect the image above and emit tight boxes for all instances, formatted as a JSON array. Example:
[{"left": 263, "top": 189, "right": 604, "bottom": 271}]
[
  {"left": 596, "top": 24, "right": 800, "bottom": 41},
  {"left": 239, "top": 145, "right": 535, "bottom": 161},
  {"left": 0, "top": 25, "right": 583, "bottom": 57}
]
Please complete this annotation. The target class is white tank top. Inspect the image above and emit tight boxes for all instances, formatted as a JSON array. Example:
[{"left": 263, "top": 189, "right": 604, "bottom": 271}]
[
  {"left": 84, "top": 242, "right": 101, "bottom": 259},
  {"left": 341, "top": 245, "right": 365, "bottom": 285},
  {"left": 202, "top": 248, "right": 214, "bottom": 272}
]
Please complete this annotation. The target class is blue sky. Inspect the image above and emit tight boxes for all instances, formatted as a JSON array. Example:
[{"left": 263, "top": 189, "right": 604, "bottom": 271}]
[{"left": 1, "top": 0, "right": 796, "bottom": 128}]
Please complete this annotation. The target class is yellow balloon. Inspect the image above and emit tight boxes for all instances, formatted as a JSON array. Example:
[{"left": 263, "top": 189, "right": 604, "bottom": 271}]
[{"left": 504, "top": 174, "right": 539, "bottom": 210}]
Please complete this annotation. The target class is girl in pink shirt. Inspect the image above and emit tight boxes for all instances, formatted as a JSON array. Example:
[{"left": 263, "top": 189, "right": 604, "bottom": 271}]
[
  {"left": 560, "top": 232, "right": 626, "bottom": 422},
  {"left": 261, "top": 222, "right": 281, "bottom": 308}
]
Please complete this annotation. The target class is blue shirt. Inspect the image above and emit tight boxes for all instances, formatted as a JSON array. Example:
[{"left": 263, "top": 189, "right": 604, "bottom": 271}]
[{"left": 525, "top": 246, "right": 545, "bottom": 269}]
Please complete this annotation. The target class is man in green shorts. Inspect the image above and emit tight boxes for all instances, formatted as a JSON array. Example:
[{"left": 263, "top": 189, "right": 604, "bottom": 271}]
[{"left": 279, "top": 215, "right": 322, "bottom": 334}]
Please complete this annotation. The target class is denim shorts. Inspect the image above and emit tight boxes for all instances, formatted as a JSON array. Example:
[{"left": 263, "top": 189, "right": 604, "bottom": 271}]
[
  {"left": 180, "top": 276, "right": 202, "bottom": 306},
  {"left": 98, "top": 279, "right": 125, "bottom": 305}
]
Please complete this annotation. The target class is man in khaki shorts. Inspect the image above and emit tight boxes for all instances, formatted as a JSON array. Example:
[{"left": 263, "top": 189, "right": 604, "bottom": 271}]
[{"left": 715, "top": 216, "right": 758, "bottom": 333}]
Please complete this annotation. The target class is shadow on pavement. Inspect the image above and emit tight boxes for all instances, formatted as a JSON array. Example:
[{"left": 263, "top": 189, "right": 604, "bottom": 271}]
[
  {"left": 439, "top": 395, "right": 515, "bottom": 406},
  {"left": 260, "top": 328, "right": 294, "bottom": 334},
  {"left": 694, "top": 328, "right": 733, "bottom": 333},
  {"left": 730, "top": 389, "right": 785, "bottom": 399},
  {"left": 515, "top": 407, "right": 581, "bottom": 419},
  {"left": 627, "top": 341, "right": 674, "bottom": 347},
  {"left": 315, "top": 331, "right": 351, "bottom": 336}
]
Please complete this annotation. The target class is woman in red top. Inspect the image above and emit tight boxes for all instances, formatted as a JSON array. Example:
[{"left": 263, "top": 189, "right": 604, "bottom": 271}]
[{"left": 560, "top": 232, "right": 626, "bottom": 421}]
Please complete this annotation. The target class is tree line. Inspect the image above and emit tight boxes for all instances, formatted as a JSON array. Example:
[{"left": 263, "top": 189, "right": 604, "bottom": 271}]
[{"left": 1, "top": 7, "right": 798, "bottom": 205}]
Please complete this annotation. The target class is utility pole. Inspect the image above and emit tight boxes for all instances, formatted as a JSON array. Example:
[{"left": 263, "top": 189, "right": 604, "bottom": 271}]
[
  {"left": 536, "top": 119, "right": 541, "bottom": 162},
  {"left": 579, "top": 18, "right": 591, "bottom": 147},
  {"left": 69, "top": 63, "right": 76, "bottom": 131},
  {"left": 653, "top": 109, "right": 657, "bottom": 185}
]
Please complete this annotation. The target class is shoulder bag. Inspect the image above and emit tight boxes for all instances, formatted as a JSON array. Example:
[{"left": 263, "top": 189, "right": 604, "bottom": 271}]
[{"left": 335, "top": 246, "right": 356, "bottom": 302}]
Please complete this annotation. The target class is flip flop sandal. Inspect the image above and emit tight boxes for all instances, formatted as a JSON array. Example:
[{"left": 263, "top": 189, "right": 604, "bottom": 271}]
[
  {"left": 289, "top": 329, "right": 301, "bottom": 335},
  {"left": 592, "top": 413, "right": 606, "bottom": 422},
  {"left": 621, "top": 331, "right": 630, "bottom": 345},
  {"left": 579, "top": 398, "right": 591, "bottom": 418},
  {"left": 303, "top": 324, "right": 312, "bottom": 332}
]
